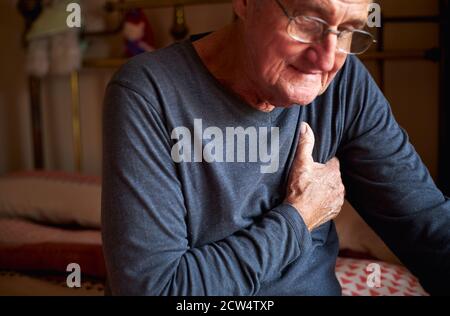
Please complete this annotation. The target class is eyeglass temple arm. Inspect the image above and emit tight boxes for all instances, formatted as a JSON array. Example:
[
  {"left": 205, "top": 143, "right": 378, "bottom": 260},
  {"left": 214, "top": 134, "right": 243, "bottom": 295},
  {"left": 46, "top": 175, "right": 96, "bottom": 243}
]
[{"left": 275, "top": 0, "right": 292, "bottom": 19}]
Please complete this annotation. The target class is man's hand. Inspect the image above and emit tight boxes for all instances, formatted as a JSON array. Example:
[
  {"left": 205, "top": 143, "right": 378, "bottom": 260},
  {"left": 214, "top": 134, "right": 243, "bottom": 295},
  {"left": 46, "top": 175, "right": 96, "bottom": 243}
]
[{"left": 284, "top": 122, "right": 345, "bottom": 232}]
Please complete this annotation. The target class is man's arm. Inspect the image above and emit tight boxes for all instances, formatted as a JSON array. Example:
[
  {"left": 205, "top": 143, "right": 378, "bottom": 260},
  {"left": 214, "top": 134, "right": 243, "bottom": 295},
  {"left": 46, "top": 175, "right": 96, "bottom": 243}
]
[
  {"left": 338, "top": 57, "right": 450, "bottom": 295},
  {"left": 101, "top": 82, "right": 313, "bottom": 296}
]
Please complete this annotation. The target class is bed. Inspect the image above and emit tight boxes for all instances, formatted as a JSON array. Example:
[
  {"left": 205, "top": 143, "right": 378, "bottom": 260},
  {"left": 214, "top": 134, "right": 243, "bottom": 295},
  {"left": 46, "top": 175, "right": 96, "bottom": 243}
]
[
  {"left": 0, "top": 171, "right": 429, "bottom": 296},
  {"left": 0, "top": 171, "right": 105, "bottom": 296}
]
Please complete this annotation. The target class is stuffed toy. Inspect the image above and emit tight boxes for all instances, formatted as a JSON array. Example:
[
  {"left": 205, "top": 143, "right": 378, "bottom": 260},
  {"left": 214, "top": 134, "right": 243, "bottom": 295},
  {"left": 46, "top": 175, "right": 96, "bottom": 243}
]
[{"left": 122, "top": 9, "right": 155, "bottom": 58}]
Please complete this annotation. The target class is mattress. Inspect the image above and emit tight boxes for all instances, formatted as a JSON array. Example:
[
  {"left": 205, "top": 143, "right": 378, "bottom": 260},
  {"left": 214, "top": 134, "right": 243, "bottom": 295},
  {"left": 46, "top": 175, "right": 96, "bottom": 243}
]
[{"left": 0, "top": 270, "right": 104, "bottom": 296}]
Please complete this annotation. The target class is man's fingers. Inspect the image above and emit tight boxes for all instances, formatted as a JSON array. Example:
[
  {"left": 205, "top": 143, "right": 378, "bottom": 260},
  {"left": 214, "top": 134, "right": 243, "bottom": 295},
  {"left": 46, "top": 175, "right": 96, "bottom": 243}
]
[{"left": 297, "top": 122, "right": 315, "bottom": 165}]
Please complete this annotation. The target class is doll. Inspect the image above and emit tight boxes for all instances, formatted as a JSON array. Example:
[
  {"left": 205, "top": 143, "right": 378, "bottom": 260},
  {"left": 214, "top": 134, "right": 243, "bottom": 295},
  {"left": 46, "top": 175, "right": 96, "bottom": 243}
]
[{"left": 122, "top": 9, "right": 156, "bottom": 58}]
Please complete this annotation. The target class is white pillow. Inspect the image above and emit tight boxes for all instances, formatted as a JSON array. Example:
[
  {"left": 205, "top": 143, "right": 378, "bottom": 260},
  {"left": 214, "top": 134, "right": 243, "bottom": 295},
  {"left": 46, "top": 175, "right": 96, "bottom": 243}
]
[{"left": 0, "top": 171, "right": 101, "bottom": 229}]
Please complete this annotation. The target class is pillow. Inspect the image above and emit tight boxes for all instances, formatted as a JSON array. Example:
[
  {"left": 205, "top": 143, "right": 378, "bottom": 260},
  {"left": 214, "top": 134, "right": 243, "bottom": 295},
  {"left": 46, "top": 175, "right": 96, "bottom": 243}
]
[
  {"left": 335, "top": 200, "right": 401, "bottom": 265},
  {"left": 336, "top": 257, "right": 428, "bottom": 296},
  {"left": 0, "top": 171, "right": 101, "bottom": 229}
]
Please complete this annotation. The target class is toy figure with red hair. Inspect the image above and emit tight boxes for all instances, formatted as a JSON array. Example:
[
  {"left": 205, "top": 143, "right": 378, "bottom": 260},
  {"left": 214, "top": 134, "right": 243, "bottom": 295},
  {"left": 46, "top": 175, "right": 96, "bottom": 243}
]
[{"left": 123, "top": 9, "right": 156, "bottom": 57}]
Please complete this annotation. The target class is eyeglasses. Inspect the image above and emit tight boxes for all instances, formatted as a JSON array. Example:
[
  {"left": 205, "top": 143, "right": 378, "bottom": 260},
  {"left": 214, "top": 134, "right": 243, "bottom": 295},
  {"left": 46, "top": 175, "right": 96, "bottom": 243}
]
[{"left": 275, "top": 0, "right": 376, "bottom": 55}]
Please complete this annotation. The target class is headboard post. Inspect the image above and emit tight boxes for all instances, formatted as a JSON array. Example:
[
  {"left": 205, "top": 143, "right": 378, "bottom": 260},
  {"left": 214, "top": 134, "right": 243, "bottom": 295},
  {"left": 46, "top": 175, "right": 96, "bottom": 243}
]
[
  {"left": 70, "top": 71, "right": 82, "bottom": 173},
  {"left": 29, "top": 76, "right": 44, "bottom": 170}
]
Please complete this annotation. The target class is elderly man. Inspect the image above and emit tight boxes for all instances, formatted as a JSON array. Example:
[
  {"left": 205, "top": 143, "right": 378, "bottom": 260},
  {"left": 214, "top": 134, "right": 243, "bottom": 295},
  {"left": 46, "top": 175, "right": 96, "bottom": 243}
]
[{"left": 101, "top": 0, "right": 450, "bottom": 295}]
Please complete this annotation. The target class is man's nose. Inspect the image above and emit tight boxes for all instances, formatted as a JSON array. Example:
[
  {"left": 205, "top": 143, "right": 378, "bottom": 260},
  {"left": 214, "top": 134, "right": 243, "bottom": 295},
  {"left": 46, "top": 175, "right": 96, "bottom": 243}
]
[{"left": 305, "top": 33, "right": 338, "bottom": 72}]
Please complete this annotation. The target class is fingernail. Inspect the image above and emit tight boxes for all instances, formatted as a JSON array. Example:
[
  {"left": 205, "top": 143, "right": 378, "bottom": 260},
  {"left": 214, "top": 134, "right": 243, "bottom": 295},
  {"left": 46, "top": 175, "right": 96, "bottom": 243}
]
[{"left": 301, "top": 122, "right": 307, "bottom": 135}]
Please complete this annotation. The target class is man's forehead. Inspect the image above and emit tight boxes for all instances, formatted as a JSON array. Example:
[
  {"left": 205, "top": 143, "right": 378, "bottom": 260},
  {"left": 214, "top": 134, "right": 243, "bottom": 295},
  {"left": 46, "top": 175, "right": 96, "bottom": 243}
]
[
  {"left": 290, "top": 0, "right": 371, "bottom": 5},
  {"left": 286, "top": 0, "right": 371, "bottom": 24},
  {"left": 287, "top": 0, "right": 371, "bottom": 14}
]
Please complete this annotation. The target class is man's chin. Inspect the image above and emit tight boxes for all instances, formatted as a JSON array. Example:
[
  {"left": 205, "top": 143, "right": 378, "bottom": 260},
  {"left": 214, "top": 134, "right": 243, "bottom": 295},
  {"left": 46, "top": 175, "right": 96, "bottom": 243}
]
[
  {"left": 290, "top": 93, "right": 320, "bottom": 106},
  {"left": 273, "top": 96, "right": 317, "bottom": 108},
  {"left": 287, "top": 85, "right": 323, "bottom": 106},
  {"left": 270, "top": 85, "right": 322, "bottom": 107},
  {"left": 271, "top": 92, "right": 318, "bottom": 107}
]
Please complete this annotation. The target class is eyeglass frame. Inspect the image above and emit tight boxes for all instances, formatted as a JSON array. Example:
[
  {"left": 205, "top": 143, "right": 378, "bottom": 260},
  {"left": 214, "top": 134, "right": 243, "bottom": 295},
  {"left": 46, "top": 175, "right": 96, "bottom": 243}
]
[{"left": 274, "top": 0, "right": 377, "bottom": 55}]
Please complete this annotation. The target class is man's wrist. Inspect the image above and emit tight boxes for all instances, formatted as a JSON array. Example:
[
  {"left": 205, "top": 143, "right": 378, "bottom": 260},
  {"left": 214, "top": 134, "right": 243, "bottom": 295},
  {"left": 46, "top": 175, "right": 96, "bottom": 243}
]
[{"left": 282, "top": 200, "right": 313, "bottom": 232}]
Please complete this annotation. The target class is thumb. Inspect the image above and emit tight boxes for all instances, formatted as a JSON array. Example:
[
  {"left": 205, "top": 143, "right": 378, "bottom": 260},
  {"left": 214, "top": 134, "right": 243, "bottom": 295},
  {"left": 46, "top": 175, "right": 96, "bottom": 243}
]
[{"left": 297, "top": 122, "right": 316, "bottom": 165}]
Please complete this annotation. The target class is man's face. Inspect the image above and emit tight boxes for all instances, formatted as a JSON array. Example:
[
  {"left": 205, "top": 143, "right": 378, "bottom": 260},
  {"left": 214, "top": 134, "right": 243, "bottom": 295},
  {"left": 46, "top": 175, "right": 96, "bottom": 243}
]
[{"left": 239, "top": 0, "right": 370, "bottom": 107}]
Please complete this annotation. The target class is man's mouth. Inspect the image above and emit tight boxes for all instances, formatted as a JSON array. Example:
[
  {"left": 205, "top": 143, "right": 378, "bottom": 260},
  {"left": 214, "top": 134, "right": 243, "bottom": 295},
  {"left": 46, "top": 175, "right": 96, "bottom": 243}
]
[
  {"left": 288, "top": 65, "right": 323, "bottom": 84},
  {"left": 289, "top": 64, "right": 322, "bottom": 76}
]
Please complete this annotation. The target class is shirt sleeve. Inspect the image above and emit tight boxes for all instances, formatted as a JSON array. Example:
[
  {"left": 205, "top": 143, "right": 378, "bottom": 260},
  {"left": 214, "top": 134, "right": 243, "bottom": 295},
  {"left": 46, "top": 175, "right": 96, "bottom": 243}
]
[
  {"left": 101, "top": 81, "right": 313, "bottom": 296},
  {"left": 337, "top": 57, "right": 450, "bottom": 295}
]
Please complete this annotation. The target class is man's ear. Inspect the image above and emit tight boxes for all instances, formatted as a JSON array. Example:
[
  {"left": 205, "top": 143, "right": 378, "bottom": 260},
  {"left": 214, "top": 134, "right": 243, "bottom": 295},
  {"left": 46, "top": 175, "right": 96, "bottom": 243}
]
[{"left": 232, "top": 0, "right": 249, "bottom": 21}]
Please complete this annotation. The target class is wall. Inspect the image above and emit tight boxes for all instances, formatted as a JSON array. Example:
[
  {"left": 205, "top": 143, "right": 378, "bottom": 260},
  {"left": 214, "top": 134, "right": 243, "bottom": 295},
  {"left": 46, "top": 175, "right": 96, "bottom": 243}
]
[
  {"left": 0, "top": 0, "right": 32, "bottom": 175},
  {"left": 0, "top": 0, "right": 441, "bottom": 179},
  {"left": 378, "top": 0, "right": 440, "bottom": 178}
]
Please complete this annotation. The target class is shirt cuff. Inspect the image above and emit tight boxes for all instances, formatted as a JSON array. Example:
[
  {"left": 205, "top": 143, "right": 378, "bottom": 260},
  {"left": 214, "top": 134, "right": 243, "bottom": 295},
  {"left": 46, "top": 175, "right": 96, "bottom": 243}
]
[{"left": 274, "top": 203, "right": 313, "bottom": 253}]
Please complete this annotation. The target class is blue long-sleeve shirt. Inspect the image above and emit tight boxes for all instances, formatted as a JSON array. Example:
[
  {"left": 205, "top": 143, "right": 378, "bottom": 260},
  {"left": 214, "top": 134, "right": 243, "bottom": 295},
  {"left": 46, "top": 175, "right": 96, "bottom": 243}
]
[{"left": 101, "top": 38, "right": 450, "bottom": 296}]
